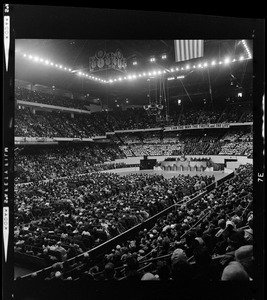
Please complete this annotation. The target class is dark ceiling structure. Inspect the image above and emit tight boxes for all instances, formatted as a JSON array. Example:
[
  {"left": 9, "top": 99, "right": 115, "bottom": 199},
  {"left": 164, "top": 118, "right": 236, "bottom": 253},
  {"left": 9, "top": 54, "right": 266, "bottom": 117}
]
[{"left": 15, "top": 39, "right": 253, "bottom": 108}]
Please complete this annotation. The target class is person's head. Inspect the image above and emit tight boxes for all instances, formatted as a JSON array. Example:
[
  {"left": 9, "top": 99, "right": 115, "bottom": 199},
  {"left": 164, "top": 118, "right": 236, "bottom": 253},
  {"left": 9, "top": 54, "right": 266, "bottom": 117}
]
[
  {"left": 221, "top": 261, "right": 250, "bottom": 281},
  {"left": 193, "top": 245, "right": 211, "bottom": 265},
  {"left": 104, "top": 262, "right": 115, "bottom": 280},
  {"left": 218, "top": 219, "right": 226, "bottom": 229},
  {"left": 141, "top": 272, "right": 158, "bottom": 281},
  {"left": 227, "top": 230, "right": 246, "bottom": 250},
  {"left": 235, "top": 245, "right": 254, "bottom": 278},
  {"left": 171, "top": 248, "right": 187, "bottom": 264},
  {"left": 171, "top": 259, "right": 192, "bottom": 281},
  {"left": 156, "top": 260, "right": 171, "bottom": 281}
]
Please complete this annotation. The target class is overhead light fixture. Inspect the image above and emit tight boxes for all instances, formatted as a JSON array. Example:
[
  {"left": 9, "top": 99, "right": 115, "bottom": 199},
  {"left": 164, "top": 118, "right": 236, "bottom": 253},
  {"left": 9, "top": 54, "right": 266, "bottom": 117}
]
[
  {"left": 161, "top": 54, "right": 167, "bottom": 59},
  {"left": 167, "top": 77, "right": 175, "bottom": 80},
  {"left": 224, "top": 57, "right": 230, "bottom": 64},
  {"left": 177, "top": 75, "right": 185, "bottom": 79}
]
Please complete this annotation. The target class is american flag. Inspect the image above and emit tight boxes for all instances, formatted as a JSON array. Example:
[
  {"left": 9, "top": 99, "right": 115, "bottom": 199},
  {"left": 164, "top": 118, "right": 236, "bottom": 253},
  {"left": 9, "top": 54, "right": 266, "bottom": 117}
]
[{"left": 174, "top": 40, "right": 204, "bottom": 62}]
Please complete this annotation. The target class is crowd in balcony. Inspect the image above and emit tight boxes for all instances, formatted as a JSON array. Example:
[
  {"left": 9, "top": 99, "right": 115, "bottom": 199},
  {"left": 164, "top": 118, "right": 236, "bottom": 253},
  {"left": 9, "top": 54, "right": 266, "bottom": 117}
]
[
  {"left": 15, "top": 86, "right": 253, "bottom": 139},
  {"left": 16, "top": 86, "right": 91, "bottom": 111}
]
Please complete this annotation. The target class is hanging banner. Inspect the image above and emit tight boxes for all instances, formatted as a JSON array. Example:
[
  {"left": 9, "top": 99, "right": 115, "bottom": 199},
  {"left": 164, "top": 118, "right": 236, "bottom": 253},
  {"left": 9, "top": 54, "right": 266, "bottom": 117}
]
[{"left": 89, "top": 48, "right": 127, "bottom": 73}]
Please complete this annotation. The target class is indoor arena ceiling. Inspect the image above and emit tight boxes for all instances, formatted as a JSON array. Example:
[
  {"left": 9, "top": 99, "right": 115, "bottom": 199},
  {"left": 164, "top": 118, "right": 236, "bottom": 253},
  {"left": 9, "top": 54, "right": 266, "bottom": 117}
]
[{"left": 15, "top": 39, "right": 253, "bottom": 106}]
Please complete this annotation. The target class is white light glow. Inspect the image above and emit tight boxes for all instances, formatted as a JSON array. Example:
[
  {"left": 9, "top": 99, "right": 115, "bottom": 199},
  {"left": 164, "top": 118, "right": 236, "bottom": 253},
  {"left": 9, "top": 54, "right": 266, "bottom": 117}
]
[
  {"left": 239, "top": 56, "right": 244, "bottom": 61},
  {"left": 78, "top": 72, "right": 82, "bottom": 75},
  {"left": 29, "top": 55, "right": 33, "bottom": 59},
  {"left": 211, "top": 61, "right": 216, "bottom": 66},
  {"left": 50, "top": 62, "right": 54, "bottom": 66},
  {"left": 23, "top": 54, "right": 27, "bottom": 57},
  {"left": 34, "top": 56, "right": 39, "bottom": 62},
  {"left": 186, "top": 65, "right": 190, "bottom": 69},
  {"left": 45, "top": 60, "right": 49, "bottom": 65},
  {"left": 170, "top": 68, "right": 174, "bottom": 72},
  {"left": 224, "top": 57, "right": 230, "bottom": 64}
]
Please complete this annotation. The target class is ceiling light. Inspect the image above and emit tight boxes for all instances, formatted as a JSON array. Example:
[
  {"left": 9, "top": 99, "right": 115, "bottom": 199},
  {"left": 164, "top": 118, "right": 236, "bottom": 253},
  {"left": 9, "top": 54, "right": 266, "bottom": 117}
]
[
  {"left": 211, "top": 61, "right": 216, "bottom": 66},
  {"left": 224, "top": 57, "right": 230, "bottom": 64}
]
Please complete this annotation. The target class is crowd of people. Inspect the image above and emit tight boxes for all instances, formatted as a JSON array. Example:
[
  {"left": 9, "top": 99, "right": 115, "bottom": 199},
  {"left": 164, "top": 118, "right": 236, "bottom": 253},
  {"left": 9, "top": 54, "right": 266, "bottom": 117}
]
[
  {"left": 17, "top": 164, "right": 253, "bottom": 282},
  {"left": 118, "top": 130, "right": 253, "bottom": 158},
  {"left": 15, "top": 85, "right": 253, "bottom": 139},
  {"left": 14, "top": 171, "right": 215, "bottom": 267},
  {"left": 15, "top": 143, "right": 126, "bottom": 184},
  {"left": 16, "top": 86, "right": 91, "bottom": 111}
]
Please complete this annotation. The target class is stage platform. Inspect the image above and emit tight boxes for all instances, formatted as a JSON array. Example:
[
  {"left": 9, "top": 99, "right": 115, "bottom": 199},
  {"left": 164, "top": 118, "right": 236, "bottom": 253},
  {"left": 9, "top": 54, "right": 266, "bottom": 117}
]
[{"left": 101, "top": 168, "right": 227, "bottom": 181}]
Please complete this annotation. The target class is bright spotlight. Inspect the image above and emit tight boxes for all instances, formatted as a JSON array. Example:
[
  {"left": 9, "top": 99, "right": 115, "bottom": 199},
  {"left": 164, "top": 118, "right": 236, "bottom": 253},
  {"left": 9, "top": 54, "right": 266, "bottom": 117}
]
[
  {"left": 23, "top": 54, "right": 27, "bottom": 57},
  {"left": 203, "top": 62, "right": 208, "bottom": 67},
  {"left": 29, "top": 55, "right": 33, "bottom": 59},
  {"left": 170, "top": 68, "right": 174, "bottom": 72},
  {"left": 59, "top": 65, "right": 63, "bottom": 69},
  {"left": 45, "top": 60, "right": 49, "bottom": 65},
  {"left": 34, "top": 56, "right": 39, "bottom": 62},
  {"left": 50, "top": 62, "right": 54, "bottom": 66},
  {"left": 239, "top": 56, "right": 244, "bottom": 61},
  {"left": 186, "top": 65, "right": 190, "bottom": 69},
  {"left": 68, "top": 68, "right": 72, "bottom": 71},
  {"left": 211, "top": 61, "right": 216, "bottom": 66},
  {"left": 78, "top": 71, "right": 82, "bottom": 75},
  {"left": 224, "top": 57, "right": 230, "bottom": 64}
]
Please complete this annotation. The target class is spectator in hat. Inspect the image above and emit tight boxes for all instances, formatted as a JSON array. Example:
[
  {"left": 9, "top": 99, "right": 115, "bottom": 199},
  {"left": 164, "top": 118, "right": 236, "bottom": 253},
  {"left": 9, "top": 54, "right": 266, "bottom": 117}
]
[
  {"left": 141, "top": 272, "right": 159, "bottom": 281},
  {"left": 104, "top": 262, "right": 117, "bottom": 281},
  {"left": 219, "top": 229, "right": 247, "bottom": 268},
  {"left": 191, "top": 245, "right": 222, "bottom": 281},
  {"left": 235, "top": 245, "right": 254, "bottom": 280},
  {"left": 221, "top": 261, "right": 250, "bottom": 281},
  {"left": 156, "top": 260, "right": 171, "bottom": 281}
]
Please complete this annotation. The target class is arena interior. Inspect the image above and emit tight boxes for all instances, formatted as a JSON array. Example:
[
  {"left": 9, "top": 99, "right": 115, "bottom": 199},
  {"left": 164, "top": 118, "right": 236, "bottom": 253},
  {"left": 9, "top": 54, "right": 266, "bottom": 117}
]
[{"left": 13, "top": 39, "right": 255, "bottom": 285}]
